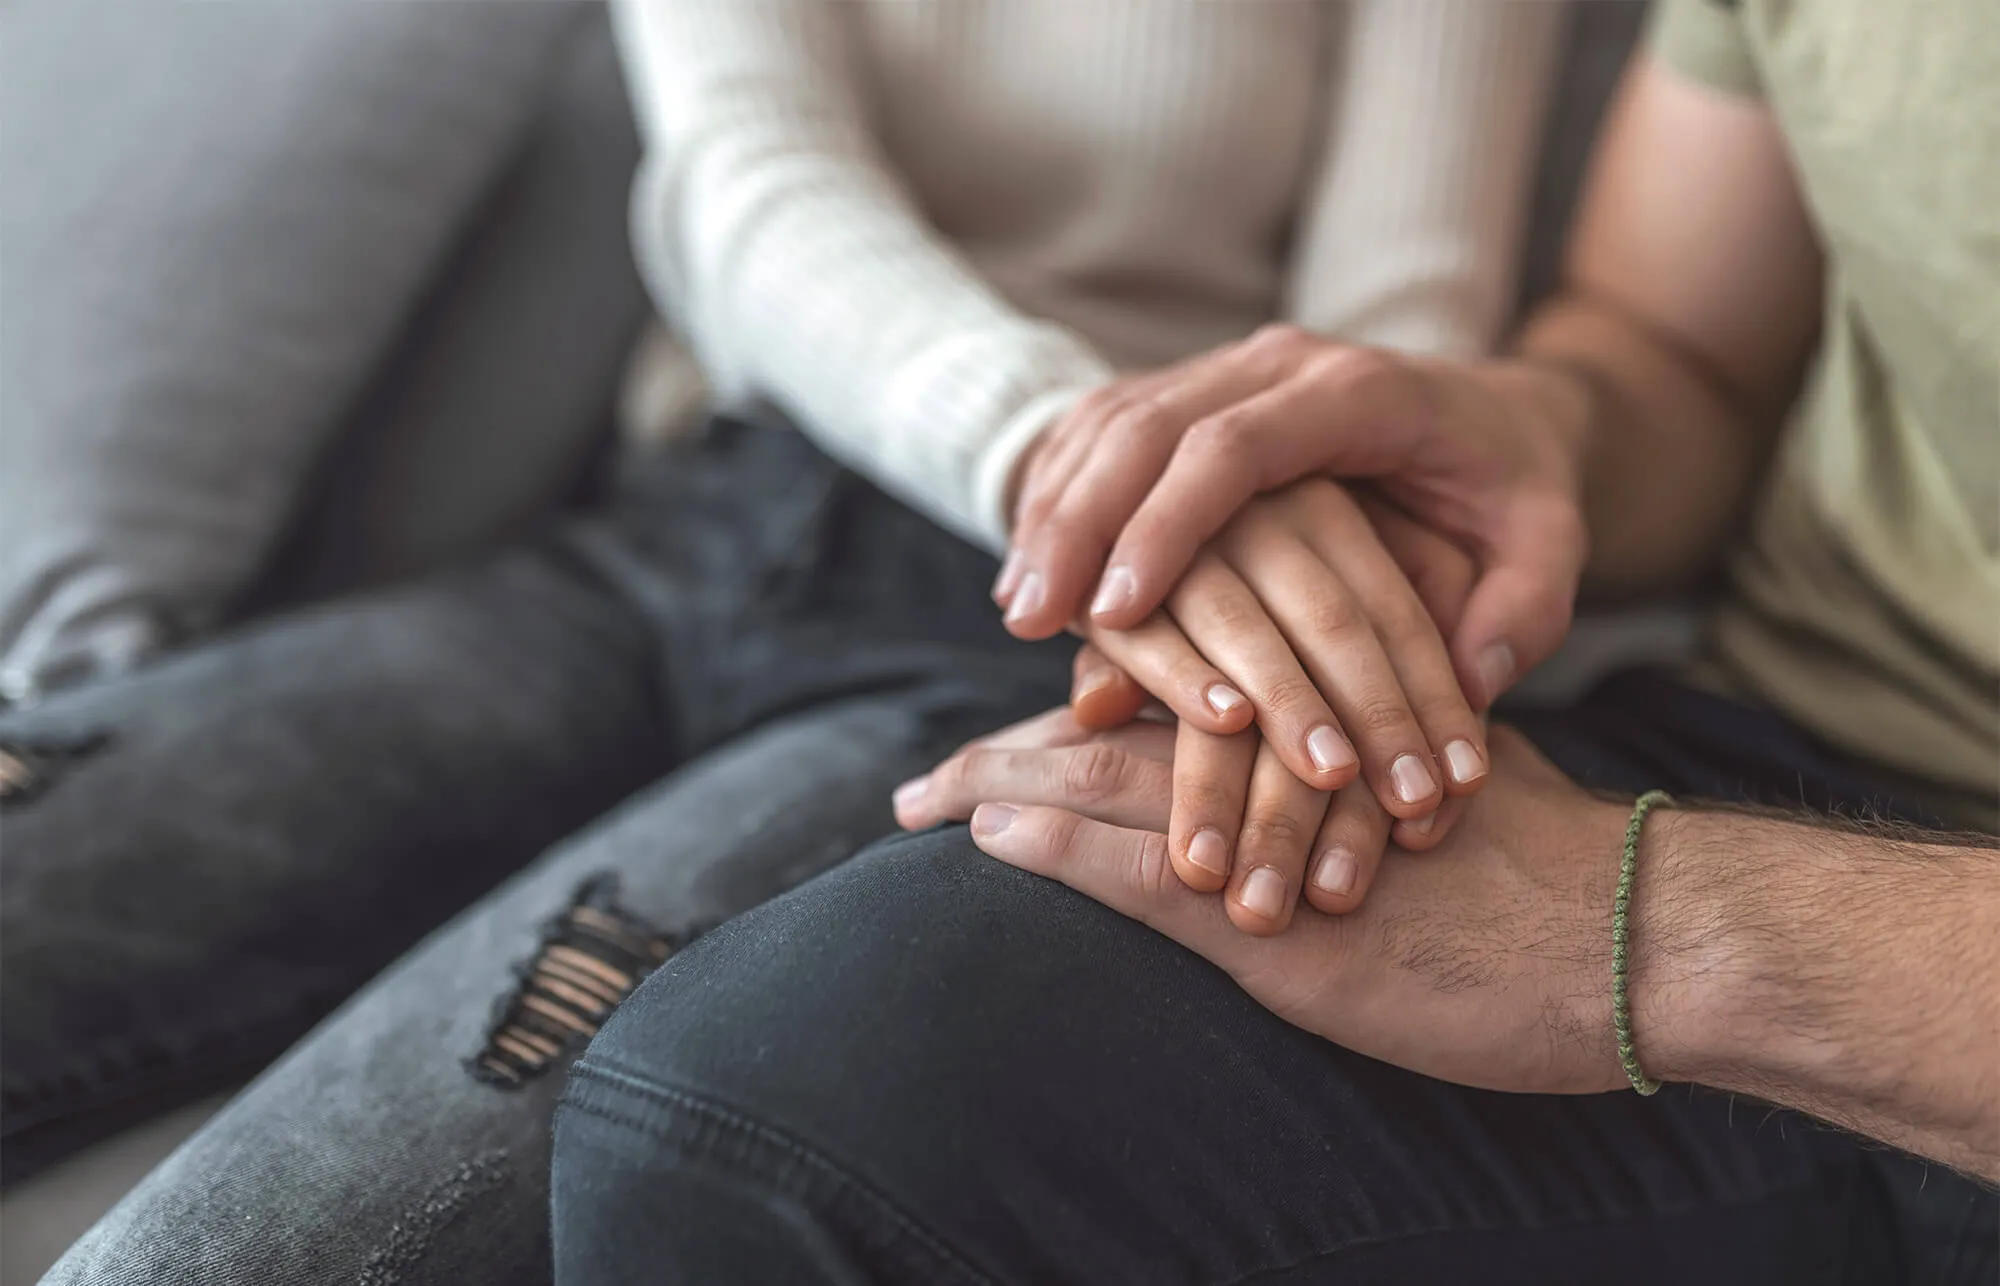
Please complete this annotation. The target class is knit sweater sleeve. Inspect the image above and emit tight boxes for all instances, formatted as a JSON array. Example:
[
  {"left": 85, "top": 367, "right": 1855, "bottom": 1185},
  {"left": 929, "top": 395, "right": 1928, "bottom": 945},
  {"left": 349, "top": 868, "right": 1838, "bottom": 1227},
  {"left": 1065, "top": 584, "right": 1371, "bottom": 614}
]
[
  {"left": 1285, "top": 0, "right": 1566, "bottom": 357},
  {"left": 609, "top": 0, "right": 1111, "bottom": 550}
]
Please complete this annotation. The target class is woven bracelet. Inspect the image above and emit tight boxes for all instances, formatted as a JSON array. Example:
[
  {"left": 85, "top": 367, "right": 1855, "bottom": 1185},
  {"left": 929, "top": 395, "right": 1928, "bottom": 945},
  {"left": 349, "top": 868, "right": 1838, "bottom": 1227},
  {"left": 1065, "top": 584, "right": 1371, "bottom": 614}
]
[{"left": 1613, "top": 790, "right": 1674, "bottom": 1096}]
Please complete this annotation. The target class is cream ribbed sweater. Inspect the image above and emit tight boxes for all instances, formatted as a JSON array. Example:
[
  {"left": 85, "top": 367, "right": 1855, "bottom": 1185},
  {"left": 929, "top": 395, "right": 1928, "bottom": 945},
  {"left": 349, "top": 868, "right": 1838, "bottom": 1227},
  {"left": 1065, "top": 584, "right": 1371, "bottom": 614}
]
[{"left": 611, "top": 0, "right": 1563, "bottom": 550}]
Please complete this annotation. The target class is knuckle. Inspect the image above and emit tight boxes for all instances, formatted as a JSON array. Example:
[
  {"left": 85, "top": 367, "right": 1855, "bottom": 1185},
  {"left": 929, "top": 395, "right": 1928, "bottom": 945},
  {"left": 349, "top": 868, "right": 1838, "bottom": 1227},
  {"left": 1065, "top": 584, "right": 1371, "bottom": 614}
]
[
  {"left": 1062, "top": 742, "right": 1129, "bottom": 803},
  {"left": 1197, "top": 589, "right": 1261, "bottom": 634},
  {"left": 1302, "top": 591, "right": 1365, "bottom": 640},
  {"left": 1240, "top": 812, "right": 1309, "bottom": 853},
  {"left": 1134, "top": 831, "right": 1177, "bottom": 900},
  {"left": 1305, "top": 343, "right": 1398, "bottom": 392},
  {"left": 1354, "top": 697, "right": 1416, "bottom": 739},
  {"left": 1259, "top": 674, "right": 1328, "bottom": 719},
  {"left": 1109, "top": 399, "right": 1175, "bottom": 445},
  {"left": 1040, "top": 808, "right": 1085, "bottom": 862},
  {"left": 1180, "top": 413, "right": 1242, "bottom": 460},
  {"left": 1246, "top": 322, "right": 1309, "bottom": 355}
]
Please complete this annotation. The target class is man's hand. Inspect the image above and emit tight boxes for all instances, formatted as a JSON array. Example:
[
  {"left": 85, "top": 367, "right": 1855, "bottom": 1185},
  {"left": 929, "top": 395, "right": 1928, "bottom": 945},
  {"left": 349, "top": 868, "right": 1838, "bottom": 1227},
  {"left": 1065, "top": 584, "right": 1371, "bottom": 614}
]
[
  {"left": 958, "top": 725, "right": 1640, "bottom": 1093},
  {"left": 897, "top": 709, "right": 1413, "bottom": 934},
  {"left": 949, "top": 722, "right": 2000, "bottom": 1178},
  {"left": 997, "top": 327, "right": 1592, "bottom": 712}
]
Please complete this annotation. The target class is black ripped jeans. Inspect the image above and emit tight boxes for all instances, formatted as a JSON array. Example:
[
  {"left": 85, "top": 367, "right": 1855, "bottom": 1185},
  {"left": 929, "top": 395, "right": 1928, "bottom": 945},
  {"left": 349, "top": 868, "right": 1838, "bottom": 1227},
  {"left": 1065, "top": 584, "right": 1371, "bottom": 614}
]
[
  {"left": 2, "top": 416, "right": 1072, "bottom": 1285},
  {"left": 551, "top": 671, "right": 1999, "bottom": 1286}
]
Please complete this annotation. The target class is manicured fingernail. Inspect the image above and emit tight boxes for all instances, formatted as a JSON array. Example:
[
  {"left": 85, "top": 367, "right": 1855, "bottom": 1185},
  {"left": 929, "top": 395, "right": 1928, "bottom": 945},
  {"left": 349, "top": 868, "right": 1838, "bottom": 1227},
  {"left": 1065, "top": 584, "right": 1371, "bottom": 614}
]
[
  {"left": 992, "top": 548, "right": 1025, "bottom": 601},
  {"left": 893, "top": 776, "right": 929, "bottom": 811},
  {"left": 1239, "top": 865, "right": 1287, "bottom": 919},
  {"left": 1187, "top": 828, "right": 1229, "bottom": 876},
  {"left": 1390, "top": 753, "right": 1438, "bottom": 805},
  {"left": 1312, "top": 846, "right": 1357, "bottom": 897},
  {"left": 1205, "top": 683, "right": 1247, "bottom": 716},
  {"left": 1405, "top": 812, "right": 1436, "bottom": 838},
  {"left": 971, "top": 803, "right": 1018, "bottom": 836},
  {"left": 1444, "top": 739, "right": 1485, "bottom": 786},
  {"left": 1003, "top": 572, "right": 1045, "bottom": 625},
  {"left": 1306, "top": 725, "right": 1356, "bottom": 775},
  {"left": 1476, "top": 643, "right": 1516, "bottom": 706},
  {"left": 1090, "top": 565, "right": 1136, "bottom": 617}
]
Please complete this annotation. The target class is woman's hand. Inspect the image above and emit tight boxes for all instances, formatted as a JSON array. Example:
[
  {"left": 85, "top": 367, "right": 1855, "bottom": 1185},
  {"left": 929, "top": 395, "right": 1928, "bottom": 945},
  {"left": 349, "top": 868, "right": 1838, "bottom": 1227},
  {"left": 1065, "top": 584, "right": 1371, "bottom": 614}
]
[
  {"left": 1071, "top": 477, "right": 1487, "bottom": 834},
  {"left": 997, "top": 326, "right": 1591, "bottom": 713}
]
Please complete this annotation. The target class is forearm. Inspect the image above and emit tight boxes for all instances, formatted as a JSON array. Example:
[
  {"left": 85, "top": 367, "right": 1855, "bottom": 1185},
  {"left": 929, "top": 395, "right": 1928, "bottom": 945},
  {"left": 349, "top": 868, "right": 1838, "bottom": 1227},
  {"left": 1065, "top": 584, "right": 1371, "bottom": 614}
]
[
  {"left": 1633, "top": 807, "right": 2000, "bottom": 1180},
  {"left": 1498, "top": 56, "right": 1824, "bottom": 602},
  {"left": 612, "top": 0, "right": 1110, "bottom": 549},
  {"left": 1513, "top": 296, "right": 1780, "bottom": 600},
  {"left": 1287, "top": 0, "right": 1564, "bottom": 356}
]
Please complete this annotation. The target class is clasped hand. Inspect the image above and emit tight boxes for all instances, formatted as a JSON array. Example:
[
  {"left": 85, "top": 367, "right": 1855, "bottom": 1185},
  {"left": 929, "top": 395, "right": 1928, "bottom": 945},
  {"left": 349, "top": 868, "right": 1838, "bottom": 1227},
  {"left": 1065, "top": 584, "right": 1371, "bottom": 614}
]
[{"left": 903, "top": 474, "right": 1487, "bottom": 931}]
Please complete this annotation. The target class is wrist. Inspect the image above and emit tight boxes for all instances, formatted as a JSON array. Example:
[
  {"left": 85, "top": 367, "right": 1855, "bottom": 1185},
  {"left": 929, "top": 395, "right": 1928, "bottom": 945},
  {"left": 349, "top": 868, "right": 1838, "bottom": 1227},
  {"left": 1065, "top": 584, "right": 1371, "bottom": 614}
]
[
  {"left": 1493, "top": 355, "right": 1598, "bottom": 485},
  {"left": 1622, "top": 805, "right": 2000, "bottom": 1175},
  {"left": 973, "top": 386, "right": 1094, "bottom": 549},
  {"left": 1621, "top": 808, "right": 1747, "bottom": 1087},
  {"left": 1624, "top": 808, "right": 1836, "bottom": 1092}
]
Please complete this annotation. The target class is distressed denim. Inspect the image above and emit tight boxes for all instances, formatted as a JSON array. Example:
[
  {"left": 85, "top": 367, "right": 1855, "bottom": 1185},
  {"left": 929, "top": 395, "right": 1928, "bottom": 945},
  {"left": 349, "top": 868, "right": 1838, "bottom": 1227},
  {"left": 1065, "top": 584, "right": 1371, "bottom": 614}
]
[
  {"left": 2, "top": 416, "right": 1072, "bottom": 1283},
  {"left": 553, "top": 672, "right": 1999, "bottom": 1286}
]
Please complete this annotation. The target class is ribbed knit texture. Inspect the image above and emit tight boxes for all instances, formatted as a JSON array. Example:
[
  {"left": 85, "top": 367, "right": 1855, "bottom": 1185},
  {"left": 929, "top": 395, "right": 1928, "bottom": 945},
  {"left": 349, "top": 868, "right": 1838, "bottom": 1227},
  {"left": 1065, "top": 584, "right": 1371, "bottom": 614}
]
[{"left": 612, "top": 0, "right": 1563, "bottom": 550}]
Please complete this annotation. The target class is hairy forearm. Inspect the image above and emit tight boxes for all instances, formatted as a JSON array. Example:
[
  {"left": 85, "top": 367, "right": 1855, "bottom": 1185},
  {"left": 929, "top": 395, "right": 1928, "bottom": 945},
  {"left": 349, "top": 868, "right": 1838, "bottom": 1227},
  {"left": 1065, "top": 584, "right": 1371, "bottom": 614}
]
[
  {"left": 1632, "top": 808, "right": 2000, "bottom": 1180},
  {"left": 1510, "top": 295, "right": 1784, "bottom": 602}
]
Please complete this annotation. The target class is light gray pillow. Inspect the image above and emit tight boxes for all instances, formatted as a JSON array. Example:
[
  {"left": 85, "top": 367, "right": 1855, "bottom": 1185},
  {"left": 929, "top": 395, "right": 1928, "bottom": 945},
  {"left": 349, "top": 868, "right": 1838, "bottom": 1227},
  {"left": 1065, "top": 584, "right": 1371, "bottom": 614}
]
[
  {"left": 0, "top": 0, "right": 585, "bottom": 700},
  {"left": 255, "top": 9, "right": 649, "bottom": 608}
]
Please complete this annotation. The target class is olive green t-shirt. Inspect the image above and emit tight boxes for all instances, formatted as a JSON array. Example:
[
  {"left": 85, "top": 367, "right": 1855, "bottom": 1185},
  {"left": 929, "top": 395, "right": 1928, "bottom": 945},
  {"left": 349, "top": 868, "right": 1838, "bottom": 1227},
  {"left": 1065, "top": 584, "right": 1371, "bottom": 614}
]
[{"left": 1651, "top": 0, "right": 1999, "bottom": 824}]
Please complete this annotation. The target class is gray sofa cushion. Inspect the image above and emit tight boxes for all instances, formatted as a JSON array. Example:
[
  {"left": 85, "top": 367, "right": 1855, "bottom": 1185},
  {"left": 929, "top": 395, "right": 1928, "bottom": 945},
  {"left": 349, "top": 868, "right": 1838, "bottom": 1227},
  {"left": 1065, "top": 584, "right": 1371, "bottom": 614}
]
[
  {"left": 0, "top": 0, "right": 586, "bottom": 700},
  {"left": 254, "top": 10, "right": 648, "bottom": 609}
]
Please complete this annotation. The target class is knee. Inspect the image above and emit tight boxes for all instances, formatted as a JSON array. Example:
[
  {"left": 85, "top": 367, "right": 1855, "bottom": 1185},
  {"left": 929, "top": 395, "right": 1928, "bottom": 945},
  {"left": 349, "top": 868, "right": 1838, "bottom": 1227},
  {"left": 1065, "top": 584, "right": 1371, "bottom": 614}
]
[
  {"left": 552, "top": 824, "right": 1184, "bottom": 1264},
  {"left": 565, "top": 825, "right": 1084, "bottom": 1105},
  {"left": 554, "top": 826, "right": 1083, "bottom": 1280}
]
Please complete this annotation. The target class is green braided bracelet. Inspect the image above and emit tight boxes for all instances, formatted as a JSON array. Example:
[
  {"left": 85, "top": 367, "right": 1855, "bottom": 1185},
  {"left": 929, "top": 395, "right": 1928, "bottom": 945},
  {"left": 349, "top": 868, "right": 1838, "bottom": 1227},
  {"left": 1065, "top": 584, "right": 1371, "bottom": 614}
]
[{"left": 1613, "top": 790, "right": 1674, "bottom": 1096}]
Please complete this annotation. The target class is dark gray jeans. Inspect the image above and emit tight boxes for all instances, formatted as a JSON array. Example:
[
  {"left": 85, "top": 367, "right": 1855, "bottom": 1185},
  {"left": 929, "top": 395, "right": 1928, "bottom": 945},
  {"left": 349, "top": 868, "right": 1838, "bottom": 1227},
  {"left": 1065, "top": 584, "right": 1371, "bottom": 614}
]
[
  {"left": 553, "top": 671, "right": 1998, "bottom": 1286},
  {"left": 1, "top": 417, "right": 1071, "bottom": 1283}
]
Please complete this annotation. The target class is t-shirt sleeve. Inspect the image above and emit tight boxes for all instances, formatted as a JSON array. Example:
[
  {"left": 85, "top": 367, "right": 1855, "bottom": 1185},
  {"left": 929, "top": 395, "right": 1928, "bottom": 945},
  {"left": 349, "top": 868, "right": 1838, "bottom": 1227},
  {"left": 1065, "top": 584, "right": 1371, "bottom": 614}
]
[{"left": 1646, "top": 0, "right": 1764, "bottom": 98}]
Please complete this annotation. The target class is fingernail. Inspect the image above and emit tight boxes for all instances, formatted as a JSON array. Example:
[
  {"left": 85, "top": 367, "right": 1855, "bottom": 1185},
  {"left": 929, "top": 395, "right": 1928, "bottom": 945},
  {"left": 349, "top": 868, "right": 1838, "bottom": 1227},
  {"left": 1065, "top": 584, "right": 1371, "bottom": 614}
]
[
  {"left": 1306, "top": 725, "right": 1356, "bottom": 775},
  {"left": 992, "top": 548, "right": 1025, "bottom": 601},
  {"left": 1444, "top": 739, "right": 1485, "bottom": 786},
  {"left": 1239, "top": 865, "right": 1287, "bottom": 919},
  {"left": 893, "top": 776, "right": 929, "bottom": 811},
  {"left": 1187, "top": 828, "right": 1229, "bottom": 876},
  {"left": 1003, "top": 572, "right": 1045, "bottom": 625},
  {"left": 1312, "top": 846, "right": 1357, "bottom": 897},
  {"left": 1205, "top": 683, "right": 1248, "bottom": 716},
  {"left": 971, "top": 803, "right": 1018, "bottom": 836},
  {"left": 1390, "top": 753, "right": 1439, "bottom": 805},
  {"left": 1076, "top": 669, "right": 1115, "bottom": 701},
  {"left": 1089, "top": 565, "right": 1136, "bottom": 617},
  {"left": 1405, "top": 812, "right": 1436, "bottom": 838},
  {"left": 1476, "top": 643, "right": 1516, "bottom": 706}
]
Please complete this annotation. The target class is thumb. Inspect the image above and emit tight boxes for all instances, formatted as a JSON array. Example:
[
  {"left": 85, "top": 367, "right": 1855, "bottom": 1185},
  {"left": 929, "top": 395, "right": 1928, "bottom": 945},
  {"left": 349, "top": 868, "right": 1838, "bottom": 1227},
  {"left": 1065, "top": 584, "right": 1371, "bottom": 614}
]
[
  {"left": 1452, "top": 499, "right": 1586, "bottom": 710},
  {"left": 1070, "top": 643, "right": 1149, "bottom": 728}
]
